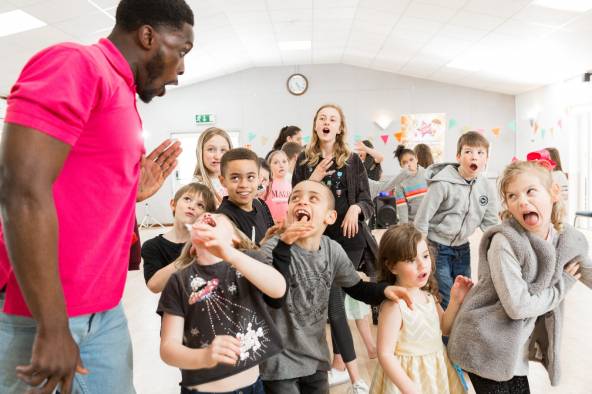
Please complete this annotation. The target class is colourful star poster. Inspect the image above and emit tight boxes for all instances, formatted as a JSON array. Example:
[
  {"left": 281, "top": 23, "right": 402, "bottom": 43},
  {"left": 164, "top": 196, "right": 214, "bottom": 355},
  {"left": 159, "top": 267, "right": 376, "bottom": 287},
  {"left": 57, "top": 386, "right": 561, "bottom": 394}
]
[{"left": 400, "top": 113, "right": 446, "bottom": 162}]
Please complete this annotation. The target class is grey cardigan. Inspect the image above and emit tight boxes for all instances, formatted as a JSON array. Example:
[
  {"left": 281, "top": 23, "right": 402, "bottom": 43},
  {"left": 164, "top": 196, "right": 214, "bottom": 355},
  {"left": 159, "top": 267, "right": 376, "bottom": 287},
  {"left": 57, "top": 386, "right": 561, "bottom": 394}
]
[{"left": 448, "top": 218, "right": 592, "bottom": 385}]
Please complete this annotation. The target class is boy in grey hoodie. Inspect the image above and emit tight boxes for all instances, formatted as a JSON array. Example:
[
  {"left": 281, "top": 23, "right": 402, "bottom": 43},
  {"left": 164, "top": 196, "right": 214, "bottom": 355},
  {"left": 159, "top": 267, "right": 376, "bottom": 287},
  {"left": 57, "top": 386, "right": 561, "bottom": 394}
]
[{"left": 414, "top": 131, "right": 499, "bottom": 308}]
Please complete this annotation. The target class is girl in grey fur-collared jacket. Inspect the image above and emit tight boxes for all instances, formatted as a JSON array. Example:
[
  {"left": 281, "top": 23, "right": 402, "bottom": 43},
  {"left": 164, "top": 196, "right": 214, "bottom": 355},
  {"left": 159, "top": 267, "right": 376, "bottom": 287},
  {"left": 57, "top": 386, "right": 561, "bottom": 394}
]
[{"left": 448, "top": 160, "right": 592, "bottom": 393}]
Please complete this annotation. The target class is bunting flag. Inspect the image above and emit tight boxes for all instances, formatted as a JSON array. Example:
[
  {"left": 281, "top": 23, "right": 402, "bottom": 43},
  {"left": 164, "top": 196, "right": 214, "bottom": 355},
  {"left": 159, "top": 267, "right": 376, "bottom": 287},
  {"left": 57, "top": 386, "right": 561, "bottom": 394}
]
[
  {"left": 261, "top": 136, "right": 269, "bottom": 145},
  {"left": 302, "top": 135, "right": 311, "bottom": 144},
  {"left": 394, "top": 130, "right": 404, "bottom": 143},
  {"left": 541, "top": 128, "right": 546, "bottom": 139},
  {"left": 507, "top": 120, "right": 516, "bottom": 132},
  {"left": 476, "top": 128, "right": 485, "bottom": 133},
  {"left": 380, "top": 134, "right": 389, "bottom": 144},
  {"left": 248, "top": 132, "right": 256, "bottom": 142},
  {"left": 557, "top": 119, "right": 563, "bottom": 129},
  {"left": 492, "top": 127, "right": 501, "bottom": 137},
  {"left": 550, "top": 127, "right": 555, "bottom": 136},
  {"left": 529, "top": 119, "right": 535, "bottom": 128},
  {"left": 243, "top": 143, "right": 253, "bottom": 150},
  {"left": 448, "top": 118, "right": 458, "bottom": 129},
  {"left": 354, "top": 134, "right": 362, "bottom": 142},
  {"left": 533, "top": 122, "right": 539, "bottom": 134}
]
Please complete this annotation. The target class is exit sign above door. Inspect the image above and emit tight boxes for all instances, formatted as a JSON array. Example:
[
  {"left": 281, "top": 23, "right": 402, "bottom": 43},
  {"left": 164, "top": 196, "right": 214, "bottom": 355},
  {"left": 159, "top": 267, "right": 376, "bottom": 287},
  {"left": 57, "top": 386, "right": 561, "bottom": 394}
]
[{"left": 195, "top": 114, "right": 216, "bottom": 124}]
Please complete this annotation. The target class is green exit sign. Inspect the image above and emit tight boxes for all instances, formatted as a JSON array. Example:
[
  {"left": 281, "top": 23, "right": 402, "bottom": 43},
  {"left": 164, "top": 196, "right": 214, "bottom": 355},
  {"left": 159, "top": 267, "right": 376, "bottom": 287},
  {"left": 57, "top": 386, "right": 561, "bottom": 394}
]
[{"left": 195, "top": 114, "right": 216, "bottom": 124}]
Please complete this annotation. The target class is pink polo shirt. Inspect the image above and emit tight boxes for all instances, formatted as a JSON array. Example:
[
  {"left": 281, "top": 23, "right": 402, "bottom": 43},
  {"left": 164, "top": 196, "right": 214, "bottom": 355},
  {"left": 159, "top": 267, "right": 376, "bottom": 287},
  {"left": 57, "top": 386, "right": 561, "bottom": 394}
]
[{"left": 0, "top": 38, "right": 145, "bottom": 317}]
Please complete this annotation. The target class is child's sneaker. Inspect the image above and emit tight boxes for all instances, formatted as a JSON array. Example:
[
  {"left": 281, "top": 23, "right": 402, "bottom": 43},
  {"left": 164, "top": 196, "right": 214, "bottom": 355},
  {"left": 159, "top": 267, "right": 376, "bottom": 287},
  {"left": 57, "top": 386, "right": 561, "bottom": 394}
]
[
  {"left": 351, "top": 379, "right": 370, "bottom": 394},
  {"left": 328, "top": 367, "right": 350, "bottom": 386}
]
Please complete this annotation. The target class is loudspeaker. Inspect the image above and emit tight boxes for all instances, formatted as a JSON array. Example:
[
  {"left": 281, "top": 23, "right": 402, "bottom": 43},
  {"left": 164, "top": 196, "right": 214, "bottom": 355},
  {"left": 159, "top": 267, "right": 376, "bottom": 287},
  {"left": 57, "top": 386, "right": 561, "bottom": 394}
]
[{"left": 373, "top": 194, "right": 398, "bottom": 229}]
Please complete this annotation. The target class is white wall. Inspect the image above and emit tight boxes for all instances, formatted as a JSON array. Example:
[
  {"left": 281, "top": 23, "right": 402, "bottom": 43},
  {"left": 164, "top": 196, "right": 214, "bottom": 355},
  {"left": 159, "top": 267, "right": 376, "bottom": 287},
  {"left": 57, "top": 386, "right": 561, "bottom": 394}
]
[
  {"left": 515, "top": 78, "right": 592, "bottom": 219},
  {"left": 137, "top": 64, "right": 516, "bottom": 223},
  {"left": 515, "top": 78, "right": 592, "bottom": 157}
]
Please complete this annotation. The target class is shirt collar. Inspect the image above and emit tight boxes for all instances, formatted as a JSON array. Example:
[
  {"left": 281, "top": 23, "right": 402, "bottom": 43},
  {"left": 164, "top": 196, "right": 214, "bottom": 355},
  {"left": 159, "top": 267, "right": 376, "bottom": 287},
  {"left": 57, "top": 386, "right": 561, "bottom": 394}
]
[{"left": 96, "top": 38, "right": 135, "bottom": 89}]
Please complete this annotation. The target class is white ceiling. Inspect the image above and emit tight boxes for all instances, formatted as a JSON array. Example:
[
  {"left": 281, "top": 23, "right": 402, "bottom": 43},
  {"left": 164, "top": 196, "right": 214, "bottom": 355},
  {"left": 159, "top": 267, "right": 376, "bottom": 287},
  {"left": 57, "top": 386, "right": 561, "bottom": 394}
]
[{"left": 1, "top": 0, "right": 592, "bottom": 95}]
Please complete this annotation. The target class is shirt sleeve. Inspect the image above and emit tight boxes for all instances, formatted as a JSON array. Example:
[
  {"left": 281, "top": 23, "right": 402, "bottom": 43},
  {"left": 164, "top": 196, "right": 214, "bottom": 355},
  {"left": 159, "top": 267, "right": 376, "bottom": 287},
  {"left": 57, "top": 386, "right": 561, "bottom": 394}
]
[
  {"left": 157, "top": 272, "right": 187, "bottom": 318},
  {"left": 352, "top": 154, "right": 374, "bottom": 221},
  {"left": 488, "top": 233, "right": 576, "bottom": 320},
  {"left": 5, "top": 45, "right": 101, "bottom": 146},
  {"left": 331, "top": 241, "right": 362, "bottom": 288},
  {"left": 141, "top": 237, "right": 167, "bottom": 283},
  {"left": 394, "top": 184, "right": 409, "bottom": 224}
]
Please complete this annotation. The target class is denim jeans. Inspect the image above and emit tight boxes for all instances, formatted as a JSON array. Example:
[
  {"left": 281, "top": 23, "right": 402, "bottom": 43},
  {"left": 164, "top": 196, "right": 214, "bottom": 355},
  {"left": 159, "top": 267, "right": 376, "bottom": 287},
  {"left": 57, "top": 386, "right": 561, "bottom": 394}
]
[
  {"left": 428, "top": 240, "right": 471, "bottom": 310},
  {"left": 182, "top": 377, "right": 265, "bottom": 394},
  {"left": 0, "top": 303, "right": 134, "bottom": 394}
]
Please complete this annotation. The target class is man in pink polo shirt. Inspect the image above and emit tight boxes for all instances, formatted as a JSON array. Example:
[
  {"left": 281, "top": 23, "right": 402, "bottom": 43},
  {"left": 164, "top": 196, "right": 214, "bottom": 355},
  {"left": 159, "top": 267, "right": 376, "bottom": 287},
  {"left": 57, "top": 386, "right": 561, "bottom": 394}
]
[{"left": 0, "top": 1, "right": 194, "bottom": 393}]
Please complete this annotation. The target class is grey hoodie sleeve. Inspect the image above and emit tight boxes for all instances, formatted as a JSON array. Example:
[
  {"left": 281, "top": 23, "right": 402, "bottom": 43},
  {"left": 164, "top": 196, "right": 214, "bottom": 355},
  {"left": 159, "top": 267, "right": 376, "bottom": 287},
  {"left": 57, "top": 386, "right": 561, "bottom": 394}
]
[
  {"left": 480, "top": 182, "right": 500, "bottom": 231},
  {"left": 414, "top": 181, "right": 446, "bottom": 235},
  {"left": 488, "top": 233, "right": 576, "bottom": 320}
]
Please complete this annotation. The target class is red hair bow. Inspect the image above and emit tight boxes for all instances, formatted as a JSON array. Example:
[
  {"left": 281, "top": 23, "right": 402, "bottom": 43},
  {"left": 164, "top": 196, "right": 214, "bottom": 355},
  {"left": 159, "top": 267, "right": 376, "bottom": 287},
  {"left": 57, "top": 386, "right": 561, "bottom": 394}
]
[{"left": 525, "top": 149, "right": 556, "bottom": 170}]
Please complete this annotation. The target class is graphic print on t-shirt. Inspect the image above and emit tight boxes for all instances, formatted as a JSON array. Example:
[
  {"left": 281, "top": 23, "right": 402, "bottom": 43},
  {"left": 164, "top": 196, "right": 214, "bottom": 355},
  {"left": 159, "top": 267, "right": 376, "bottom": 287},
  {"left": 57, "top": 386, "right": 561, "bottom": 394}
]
[
  {"left": 287, "top": 269, "right": 331, "bottom": 325},
  {"left": 186, "top": 271, "right": 272, "bottom": 363}
]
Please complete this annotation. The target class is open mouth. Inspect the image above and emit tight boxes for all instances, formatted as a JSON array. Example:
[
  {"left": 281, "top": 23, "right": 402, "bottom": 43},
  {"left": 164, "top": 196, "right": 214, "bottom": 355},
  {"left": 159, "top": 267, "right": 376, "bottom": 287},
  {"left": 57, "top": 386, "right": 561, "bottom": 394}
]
[
  {"left": 295, "top": 209, "right": 311, "bottom": 222},
  {"left": 322, "top": 127, "right": 330, "bottom": 135},
  {"left": 470, "top": 163, "right": 478, "bottom": 171},
  {"left": 523, "top": 211, "right": 539, "bottom": 226},
  {"left": 418, "top": 272, "right": 428, "bottom": 281}
]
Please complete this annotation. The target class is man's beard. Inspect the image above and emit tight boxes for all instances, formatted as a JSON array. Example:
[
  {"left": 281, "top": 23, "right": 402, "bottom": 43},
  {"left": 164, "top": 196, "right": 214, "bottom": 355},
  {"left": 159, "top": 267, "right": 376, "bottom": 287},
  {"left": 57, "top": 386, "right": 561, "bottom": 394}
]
[{"left": 137, "top": 50, "right": 165, "bottom": 103}]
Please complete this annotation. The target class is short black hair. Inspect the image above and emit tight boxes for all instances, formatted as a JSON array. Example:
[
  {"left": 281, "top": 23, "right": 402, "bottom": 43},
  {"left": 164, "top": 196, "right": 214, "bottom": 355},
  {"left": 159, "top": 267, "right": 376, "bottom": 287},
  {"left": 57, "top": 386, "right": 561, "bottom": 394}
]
[
  {"left": 220, "top": 148, "right": 260, "bottom": 176},
  {"left": 115, "top": 0, "right": 194, "bottom": 32}
]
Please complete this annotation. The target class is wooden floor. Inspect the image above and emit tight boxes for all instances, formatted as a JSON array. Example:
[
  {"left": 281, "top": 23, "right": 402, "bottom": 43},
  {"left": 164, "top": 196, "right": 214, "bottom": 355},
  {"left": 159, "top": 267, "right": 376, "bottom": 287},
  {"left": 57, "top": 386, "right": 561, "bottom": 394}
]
[{"left": 127, "top": 227, "right": 592, "bottom": 393}]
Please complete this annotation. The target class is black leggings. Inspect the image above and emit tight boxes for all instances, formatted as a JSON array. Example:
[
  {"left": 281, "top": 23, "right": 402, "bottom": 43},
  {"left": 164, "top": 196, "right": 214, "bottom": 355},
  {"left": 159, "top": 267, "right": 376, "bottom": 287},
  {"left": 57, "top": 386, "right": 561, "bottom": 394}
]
[
  {"left": 328, "top": 248, "right": 364, "bottom": 363},
  {"left": 468, "top": 373, "right": 530, "bottom": 394}
]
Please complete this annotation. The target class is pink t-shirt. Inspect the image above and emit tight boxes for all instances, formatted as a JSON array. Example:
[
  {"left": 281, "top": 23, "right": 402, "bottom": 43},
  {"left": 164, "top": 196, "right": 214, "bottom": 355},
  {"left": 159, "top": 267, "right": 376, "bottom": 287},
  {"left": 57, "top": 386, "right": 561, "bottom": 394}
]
[
  {"left": 0, "top": 39, "right": 144, "bottom": 317},
  {"left": 265, "top": 178, "right": 292, "bottom": 223}
]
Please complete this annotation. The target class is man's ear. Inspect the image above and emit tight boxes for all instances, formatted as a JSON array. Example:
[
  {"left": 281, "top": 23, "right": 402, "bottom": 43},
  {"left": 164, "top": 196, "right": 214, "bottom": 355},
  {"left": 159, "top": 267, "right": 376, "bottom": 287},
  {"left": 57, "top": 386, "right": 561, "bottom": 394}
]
[
  {"left": 170, "top": 199, "right": 176, "bottom": 216},
  {"left": 324, "top": 209, "right": 337, "bottom": 225},
  {"left": 550, "top": 182, "right": 561, "bottom": 203},
  {"left": 137, "top": 25, "right": 156, "bottom": 50}
]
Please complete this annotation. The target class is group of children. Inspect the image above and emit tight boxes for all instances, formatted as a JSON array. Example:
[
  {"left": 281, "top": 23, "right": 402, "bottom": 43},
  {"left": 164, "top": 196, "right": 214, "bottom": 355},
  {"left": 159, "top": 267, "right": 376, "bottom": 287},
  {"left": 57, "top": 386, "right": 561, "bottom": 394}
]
[{"left": 141, "top": 103, "right": 591, "bottom": 394}]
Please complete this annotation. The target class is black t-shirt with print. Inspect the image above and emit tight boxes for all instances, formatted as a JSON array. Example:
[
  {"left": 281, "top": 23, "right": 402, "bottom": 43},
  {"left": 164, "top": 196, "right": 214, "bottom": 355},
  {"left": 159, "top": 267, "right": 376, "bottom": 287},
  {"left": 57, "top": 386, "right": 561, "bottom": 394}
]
[{"left": 157, "top": 250, "right": 283, "bottom": 387}]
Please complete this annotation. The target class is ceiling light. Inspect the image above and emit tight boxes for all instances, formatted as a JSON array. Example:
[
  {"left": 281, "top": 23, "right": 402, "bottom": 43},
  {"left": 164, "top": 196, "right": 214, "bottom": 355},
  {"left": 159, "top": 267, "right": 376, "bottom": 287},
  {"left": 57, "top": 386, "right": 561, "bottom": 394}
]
[
  {"left": 0, "top": 10, "right": 46, "bottom": 37},
  {"left": 374, "top": 115, "right": 392, "bottom": 130},
  {"left": 278, "top": 41, "right": 311, "bottom": 51},
  {"left": 531, "top": 0, "right": 592, "bottom": 13}
]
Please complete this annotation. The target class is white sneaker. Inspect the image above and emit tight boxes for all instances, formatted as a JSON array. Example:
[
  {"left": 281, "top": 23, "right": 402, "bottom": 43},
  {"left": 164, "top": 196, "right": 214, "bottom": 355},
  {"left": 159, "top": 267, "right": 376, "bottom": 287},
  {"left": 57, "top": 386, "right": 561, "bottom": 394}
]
[
  {"left": 351, "top": 379, "right": 370, "bottom": 394},
  {"left": 328, "top": 367, "right": 350, "bottom": 386}
]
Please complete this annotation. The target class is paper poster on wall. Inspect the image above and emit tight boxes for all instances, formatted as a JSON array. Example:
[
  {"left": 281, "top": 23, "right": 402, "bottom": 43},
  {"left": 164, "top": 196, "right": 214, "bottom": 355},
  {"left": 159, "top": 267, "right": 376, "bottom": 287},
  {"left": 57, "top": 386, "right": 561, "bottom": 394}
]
[{"left": 400, "top": 113, "right": 446, "bottom": 163}]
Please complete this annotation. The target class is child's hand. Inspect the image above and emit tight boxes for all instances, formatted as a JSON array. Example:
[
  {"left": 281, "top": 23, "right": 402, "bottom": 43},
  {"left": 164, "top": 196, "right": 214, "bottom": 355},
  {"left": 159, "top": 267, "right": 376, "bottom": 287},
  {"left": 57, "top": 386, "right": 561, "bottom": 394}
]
[
  {"left": 354, "top": 141, "right": 368, "bottom": 153},
  {"left": 450, "top": 275, "right": 474, "bottom": 305},
  {"left": 260, "top": 222, "right": 283, "bottom": 246},
  {"left": 309, "top": 156, "right": 335, "bottom": 181},
  {"left": 190, "top": 223, "right": 233, "bottom": 261},
  {"left": 341, "top": 205, "right": 361, "bottom": 238},
  {"left": 203, "top": 335, "right": 241, "bottom": 368},
  {"left": 564, "top": 261, "right": 581, "bottom": 280},
  {"left": 384, "top": 285, "right": 413, "bottom": 310},
  {"left": 280, "top": 218, "right": 315, "bottom": 245}
]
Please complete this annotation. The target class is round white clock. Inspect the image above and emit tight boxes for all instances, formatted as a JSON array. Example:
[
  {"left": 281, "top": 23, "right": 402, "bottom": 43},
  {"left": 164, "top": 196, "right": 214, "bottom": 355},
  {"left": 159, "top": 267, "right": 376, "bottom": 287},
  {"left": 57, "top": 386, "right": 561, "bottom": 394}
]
[{"left": 287, "top": 73, "right": 308, "bottom": 96}]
